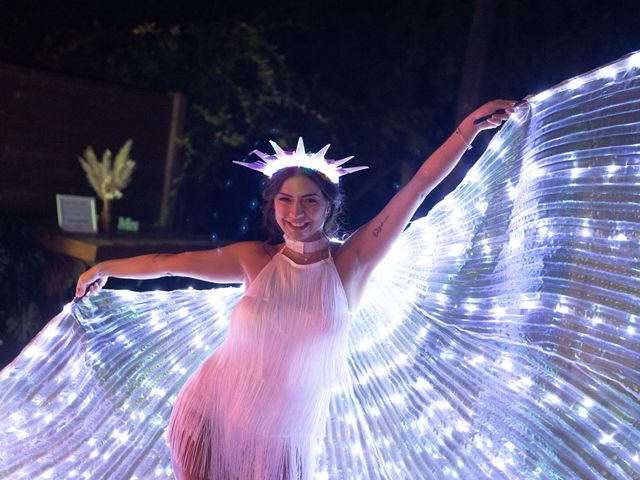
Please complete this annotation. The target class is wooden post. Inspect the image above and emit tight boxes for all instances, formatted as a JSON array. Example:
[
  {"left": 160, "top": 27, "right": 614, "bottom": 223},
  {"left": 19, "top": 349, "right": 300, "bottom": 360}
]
[{"left": 158, "top": 91, "right": 188, "bottom": 229}]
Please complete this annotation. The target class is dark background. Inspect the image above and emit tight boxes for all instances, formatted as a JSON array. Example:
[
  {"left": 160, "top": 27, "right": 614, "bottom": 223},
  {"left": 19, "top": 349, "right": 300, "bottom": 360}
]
[
  {"left": 3, "top": 0, "right": 639, "bottom": 233},
  {"left": 1, "top": 0, "right": 639, "bottom": 364}
]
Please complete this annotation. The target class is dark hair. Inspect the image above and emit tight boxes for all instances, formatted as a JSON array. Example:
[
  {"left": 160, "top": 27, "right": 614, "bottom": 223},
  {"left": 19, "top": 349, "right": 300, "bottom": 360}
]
[{"left": 261, "top": 167, "right": 344, "bottom": 241}]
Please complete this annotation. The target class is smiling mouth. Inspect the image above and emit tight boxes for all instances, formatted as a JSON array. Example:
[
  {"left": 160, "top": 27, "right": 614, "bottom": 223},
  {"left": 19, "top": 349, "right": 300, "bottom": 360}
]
[{"left": 287, "top": 221, "right": 309, "bottom": 229}]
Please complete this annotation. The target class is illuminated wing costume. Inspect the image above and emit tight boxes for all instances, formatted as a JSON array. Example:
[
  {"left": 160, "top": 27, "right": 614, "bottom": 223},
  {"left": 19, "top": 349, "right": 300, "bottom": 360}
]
[{"left": 1, "top": 51, "right": 639, "bottom": 479}]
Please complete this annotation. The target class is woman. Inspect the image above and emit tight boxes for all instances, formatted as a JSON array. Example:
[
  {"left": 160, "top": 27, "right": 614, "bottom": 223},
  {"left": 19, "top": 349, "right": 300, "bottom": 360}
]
[{"left": 75, "top": 100, "right": 517, "bottom": 479}]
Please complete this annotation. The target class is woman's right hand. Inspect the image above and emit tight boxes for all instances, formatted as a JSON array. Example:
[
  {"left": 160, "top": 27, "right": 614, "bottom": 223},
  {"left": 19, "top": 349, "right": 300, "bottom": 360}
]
[{"left": 75, "top": 266, "right": 109, "bottom": 300}]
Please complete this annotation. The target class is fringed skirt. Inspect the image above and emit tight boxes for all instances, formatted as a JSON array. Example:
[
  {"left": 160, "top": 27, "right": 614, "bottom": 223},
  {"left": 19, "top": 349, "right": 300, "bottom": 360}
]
[{"left": 168, "top": 350, "right": 329, "bottom": 480}]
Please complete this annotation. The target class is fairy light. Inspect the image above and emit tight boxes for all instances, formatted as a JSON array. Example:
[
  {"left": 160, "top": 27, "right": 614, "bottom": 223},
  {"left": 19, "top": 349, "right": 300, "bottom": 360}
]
[
  {"left": 600, "top": 66, "right": 617, "bottom": 78},
  {"left": 628, "top": 52, "right": 640, "bottom": 68},
  {"left": 568, "top": 77, "right": 586, "bottom": 90}
]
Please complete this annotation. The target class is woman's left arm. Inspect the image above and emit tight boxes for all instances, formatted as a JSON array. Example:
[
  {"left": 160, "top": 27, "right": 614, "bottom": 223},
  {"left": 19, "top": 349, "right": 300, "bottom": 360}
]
[{"left": 347, "top": 99, "right": 518, "bottom": 275}]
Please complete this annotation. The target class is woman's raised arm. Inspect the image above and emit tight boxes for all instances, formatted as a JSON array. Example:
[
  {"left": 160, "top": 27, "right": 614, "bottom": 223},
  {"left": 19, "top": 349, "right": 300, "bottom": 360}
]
[
  {"left": 75, "top": 241, "right": 259, "bottom": 299},
  {"left": 345, "top": 99, "right": 518, "bottom": 278}
]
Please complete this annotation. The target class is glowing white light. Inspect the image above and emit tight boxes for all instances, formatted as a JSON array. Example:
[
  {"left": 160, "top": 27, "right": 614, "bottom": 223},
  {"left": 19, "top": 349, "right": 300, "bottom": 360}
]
[
  {"left": 42, "top": 325, "right": 59, "bottom": 339},
  {"left": 600, "top": 66, "right": 617, "bottom": 78},
  {"left": 568, "top": 78, "right": 585, "bottom": 90},
  {"left": 394, "top": 353, "right": 408, "bottom": 366},
  {"left": 116, "top": 290, "right": 137, "bottom": 301},
  {"left": 414, "top": 377, "right": 432, "bottom": 391},
  {"left": 10, "top": 412, "right": 24, "bottom": 423},
  {"left": 523, "top": 163, "right": 543, "bottom": 182},
  {"left": 151, "top": 387, "right": 166, "bottom": 397},
  {"left": 492, "top": 306, "right": 506, "bottom": 318},
  {"left": 600, "top": 433, "right": 615, "bottom": 445},
  {"left": 449, "top": 243, "right": 466, "bottom": 256},
  {"left": 489, "top": 137, "right": 504, "bottom": 151},
  {"left": 545, "top": 393, "right": 561, "bottom": 405},
  {"left": 466, "top": 167, "right": 480, "bottom": 183},
  {"left": 464, "top": 303, "right": 477, "bottom": 313},
  {"left": 23, "top": 345, "right": 42, "bottom": 358},
  {"left": 492, "top": 456, "right": 507, "bottom": 471},
  {"left": 628, "top": 52, "right": 640, "bottom": 68},
  {"left": 509, "top": 234, "right": 523, "bottom": 250},
  {"left": 471, "top": 355, "right": 486, "bottom": 365},
  {"left": 499, "top": 358, "right": 514, "bottom": 372},
  {"left": 533, "top": 89, "right": 552, "bottom": 102},
  {"left": 455, "top": 420, "right": 470, "bottom": 432}
]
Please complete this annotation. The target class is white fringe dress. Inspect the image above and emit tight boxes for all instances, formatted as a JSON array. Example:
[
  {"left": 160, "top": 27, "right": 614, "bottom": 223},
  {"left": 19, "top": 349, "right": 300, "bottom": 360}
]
[{"left": 167, "top": 249, "right": 350, "bottom": 479}]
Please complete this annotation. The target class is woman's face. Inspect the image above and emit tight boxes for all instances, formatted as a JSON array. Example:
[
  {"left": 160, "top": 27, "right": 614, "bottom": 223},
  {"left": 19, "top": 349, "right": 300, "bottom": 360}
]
[{"left": 274, "top": 175, "right": 329, "bottom": 241}]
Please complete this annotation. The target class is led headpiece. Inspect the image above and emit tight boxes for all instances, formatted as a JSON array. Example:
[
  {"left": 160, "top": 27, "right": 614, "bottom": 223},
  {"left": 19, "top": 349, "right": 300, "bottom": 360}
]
[{"left": 233, "top": 137, "right": 368, "bottom": 183}]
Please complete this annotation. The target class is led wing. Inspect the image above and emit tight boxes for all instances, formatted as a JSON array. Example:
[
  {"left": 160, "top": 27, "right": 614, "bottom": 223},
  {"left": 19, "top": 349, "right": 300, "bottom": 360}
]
[{"left": 320, "top": 51, "right": 640, "bottom": 479}]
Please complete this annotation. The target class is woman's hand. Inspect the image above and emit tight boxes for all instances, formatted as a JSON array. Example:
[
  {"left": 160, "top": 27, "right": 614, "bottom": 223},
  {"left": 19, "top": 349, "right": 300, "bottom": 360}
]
[
  {"left": 75, "top": 265, "right": 109, "bottom": 300},
  {"left": 454, "top": 99, "right": 521, "bottom": 152}
]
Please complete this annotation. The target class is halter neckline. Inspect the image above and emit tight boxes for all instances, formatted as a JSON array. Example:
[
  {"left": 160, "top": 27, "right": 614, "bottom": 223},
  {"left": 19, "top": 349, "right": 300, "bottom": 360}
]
[{"left": 283, "top": 235, "right": 330, "bottom": 255}]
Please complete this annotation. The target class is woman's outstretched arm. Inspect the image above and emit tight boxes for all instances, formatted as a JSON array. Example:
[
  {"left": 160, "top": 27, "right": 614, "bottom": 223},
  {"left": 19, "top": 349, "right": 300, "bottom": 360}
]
[
  {"left": 343, "top": 100, "right": 518, "bottom": 283},
  {"left": 75, "top": 241, "right": 262, "bottom": 299}
]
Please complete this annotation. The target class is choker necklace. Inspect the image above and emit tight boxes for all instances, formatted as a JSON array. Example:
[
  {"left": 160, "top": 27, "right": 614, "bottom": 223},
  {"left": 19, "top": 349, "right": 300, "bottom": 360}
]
[{"left": 283, "top": 235, "right": 329, "bottom": 259}]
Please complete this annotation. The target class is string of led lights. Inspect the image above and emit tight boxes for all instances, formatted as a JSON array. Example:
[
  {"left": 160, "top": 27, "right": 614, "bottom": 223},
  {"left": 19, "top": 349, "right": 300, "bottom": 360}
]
[{"left": 1, "top": 51, "right": 639, "bottom": 479}]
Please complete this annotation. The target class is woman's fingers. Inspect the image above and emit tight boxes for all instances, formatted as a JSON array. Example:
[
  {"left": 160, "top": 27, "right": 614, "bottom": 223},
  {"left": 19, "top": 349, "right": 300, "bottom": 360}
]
[
  {"left": 473, "top": 101, "right": 521, "bottom": 128},
  {"left": 75, "top": 270, "right": 106, "bottom": 300}
]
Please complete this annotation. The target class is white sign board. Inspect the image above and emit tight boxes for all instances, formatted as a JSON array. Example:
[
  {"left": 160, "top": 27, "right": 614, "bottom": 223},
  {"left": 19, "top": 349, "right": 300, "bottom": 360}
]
[{"left": 56, "top": 194, "right": 97, "bottom": 233}]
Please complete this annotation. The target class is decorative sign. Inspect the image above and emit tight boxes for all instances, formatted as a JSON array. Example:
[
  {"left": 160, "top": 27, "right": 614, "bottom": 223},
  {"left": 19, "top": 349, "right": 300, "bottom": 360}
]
[
  {"left": 117, "top": 216, "right": 139, "bottom": 232},
  {"left": 56, "top": 194, "right": 97, "bottom": 233}
]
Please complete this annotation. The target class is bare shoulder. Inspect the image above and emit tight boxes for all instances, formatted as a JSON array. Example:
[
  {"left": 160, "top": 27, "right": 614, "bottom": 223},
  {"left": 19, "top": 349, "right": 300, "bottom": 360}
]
[{"left": 233, "top": 241, "right": 279, "bottom": 283}]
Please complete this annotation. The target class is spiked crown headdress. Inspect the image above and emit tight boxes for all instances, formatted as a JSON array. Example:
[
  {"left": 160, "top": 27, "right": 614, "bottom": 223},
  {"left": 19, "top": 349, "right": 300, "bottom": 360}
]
[{"left": 233, "top": 137, "right": 368, "bottom": 183}]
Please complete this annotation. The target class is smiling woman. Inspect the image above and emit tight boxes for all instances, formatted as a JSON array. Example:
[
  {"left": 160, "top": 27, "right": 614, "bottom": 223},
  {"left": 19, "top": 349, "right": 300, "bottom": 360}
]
[{"left": 74, "top": 102, "right": 513, "bottom": 478}]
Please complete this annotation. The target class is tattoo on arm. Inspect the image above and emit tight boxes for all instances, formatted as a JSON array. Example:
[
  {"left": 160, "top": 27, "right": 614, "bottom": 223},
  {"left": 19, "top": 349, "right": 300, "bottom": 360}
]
[
  {"left": 372, "top": 215, "right": 389, "bottom": 238},
  {"left": 151, "top": 254, "right": 165, "bottom": 263},
  {"left": 151, "top": 254, "right": 174, "bottom": 276}
]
